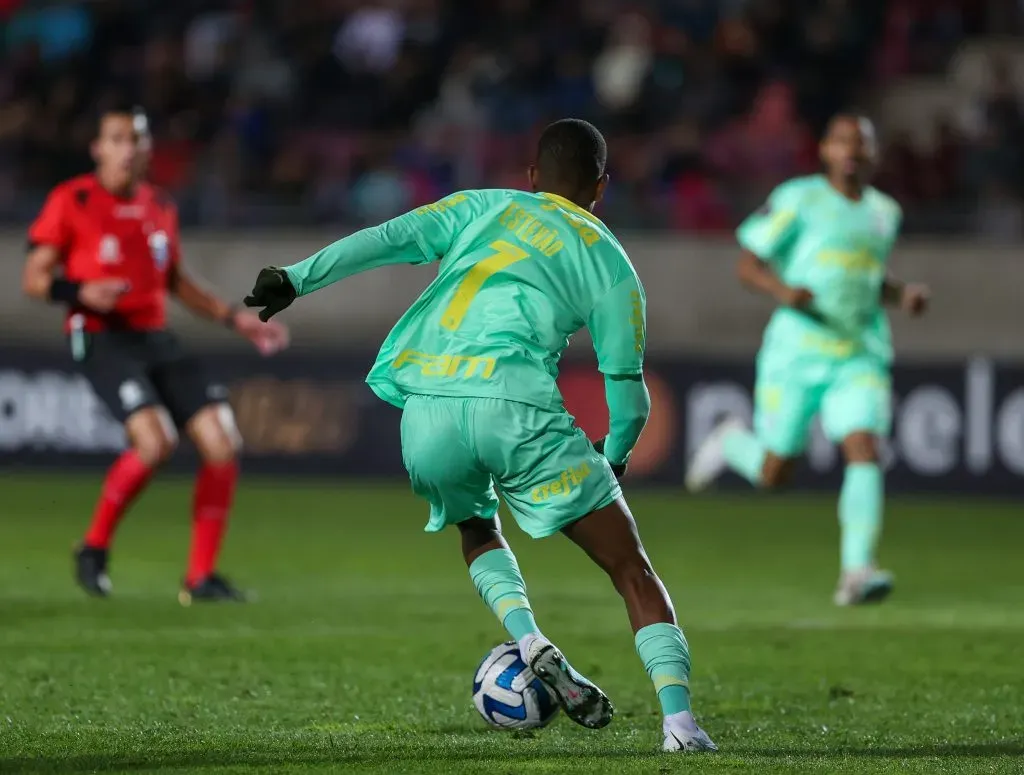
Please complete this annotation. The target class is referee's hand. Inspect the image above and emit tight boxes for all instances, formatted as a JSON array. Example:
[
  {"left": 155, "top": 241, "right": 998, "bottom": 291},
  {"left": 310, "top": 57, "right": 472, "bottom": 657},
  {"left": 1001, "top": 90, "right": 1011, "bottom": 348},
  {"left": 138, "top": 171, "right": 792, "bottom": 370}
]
[{"left": 244, "top": 267, "right": 296, "bottom": 322}]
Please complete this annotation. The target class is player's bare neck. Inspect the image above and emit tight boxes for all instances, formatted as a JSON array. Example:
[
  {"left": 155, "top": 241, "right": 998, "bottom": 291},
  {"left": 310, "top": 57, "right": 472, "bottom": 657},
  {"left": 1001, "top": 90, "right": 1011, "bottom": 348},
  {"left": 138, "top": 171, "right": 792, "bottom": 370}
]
[
  {"left": 96, "top": 171, "right": 137, "bottom": 200},
  {"left": 826, "top": 175, "right": 864, "bottom": 203}
]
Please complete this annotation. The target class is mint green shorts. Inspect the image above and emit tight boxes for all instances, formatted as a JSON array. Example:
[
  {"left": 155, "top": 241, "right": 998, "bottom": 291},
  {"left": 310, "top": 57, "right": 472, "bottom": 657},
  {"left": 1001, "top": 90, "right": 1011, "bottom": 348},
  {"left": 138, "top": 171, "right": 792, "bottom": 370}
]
[
  {"left": 754, "top": 352, "right": 892, "bottom": 458},
  {"left": 399, "top": 394, "right": 621, "bottom": 539}
]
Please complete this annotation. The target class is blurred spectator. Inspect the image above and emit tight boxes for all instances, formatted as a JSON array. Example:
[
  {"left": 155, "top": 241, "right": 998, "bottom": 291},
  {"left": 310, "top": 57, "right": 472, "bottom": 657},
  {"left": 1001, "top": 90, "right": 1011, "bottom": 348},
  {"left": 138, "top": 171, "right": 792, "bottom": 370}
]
[
  {"left": 929, "top": 118, "right": 964, "bottom": 201},
  {"left": 6, "top": 1, "right": 92, "bottom": 62},
  {"left": 333, "top": 2, "right": 405, "bottom": 75},
  {"left": 0, "top": 0, "right": 1015, "bottom": 237},
  {"left": 593, "top": 12, "right": 653, "bottom": 115},
  {"left": 975, "top": 182, "right": 1024, "bottom": 241},
  {"left": 876, "top": 130, "right": 924, "bottom": 203},
  {"left": 979, "top": 56, "right": 1024, "bottom": 140},
  {"left": 706, "top": 80, "right": 817, "bottom": 205}
]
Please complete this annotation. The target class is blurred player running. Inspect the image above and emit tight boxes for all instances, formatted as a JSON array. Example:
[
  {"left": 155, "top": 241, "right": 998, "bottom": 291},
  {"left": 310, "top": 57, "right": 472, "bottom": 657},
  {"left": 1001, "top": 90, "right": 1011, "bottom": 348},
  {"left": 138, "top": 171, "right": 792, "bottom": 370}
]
[
  {"left": 22, "top": 106, "right": 290, "bottom": 604},
  {"left": 244, "top": 119, "right": 717, "bottom": 753},
  {"left": 685, "top": 114, "right": 929, "bottom": 606}
]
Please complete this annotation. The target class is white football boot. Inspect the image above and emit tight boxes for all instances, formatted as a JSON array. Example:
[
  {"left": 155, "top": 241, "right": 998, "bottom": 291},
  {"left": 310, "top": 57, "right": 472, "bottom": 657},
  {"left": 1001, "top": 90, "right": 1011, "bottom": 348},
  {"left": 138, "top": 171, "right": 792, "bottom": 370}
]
[
  {"left": 833, "top": 567, "right": 894, "bottom": 606},
  {"left": 663, "top": 711, "right": 719, "bottom": 752},
  {"left": 685, "top": 416, "right": 747, "bottom": 493},
  {"left": 520, "top": 635, "right": 614, "bottom": 729}
]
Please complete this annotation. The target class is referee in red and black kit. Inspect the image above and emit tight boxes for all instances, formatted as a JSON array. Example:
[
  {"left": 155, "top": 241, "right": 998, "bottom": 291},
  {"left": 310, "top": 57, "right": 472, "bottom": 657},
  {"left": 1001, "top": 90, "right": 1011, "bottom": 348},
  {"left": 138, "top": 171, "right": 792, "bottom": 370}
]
[{"left": 21, "top": 105, "right": 290, "bottom": 605}]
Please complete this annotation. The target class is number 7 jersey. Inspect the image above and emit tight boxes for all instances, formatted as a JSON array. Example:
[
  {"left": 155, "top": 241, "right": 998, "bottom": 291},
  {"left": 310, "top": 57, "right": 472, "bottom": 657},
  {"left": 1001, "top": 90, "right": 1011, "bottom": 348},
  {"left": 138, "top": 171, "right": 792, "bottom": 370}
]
[{"left": 360, "top": 189, "right": 646, "bottom": 410}]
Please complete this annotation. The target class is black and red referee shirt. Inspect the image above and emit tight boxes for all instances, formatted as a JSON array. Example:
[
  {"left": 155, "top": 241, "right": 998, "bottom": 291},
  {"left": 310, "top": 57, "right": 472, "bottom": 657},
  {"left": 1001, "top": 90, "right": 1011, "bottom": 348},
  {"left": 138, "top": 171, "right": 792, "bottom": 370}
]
[{"left": 28, "top": 173, "right": 182, "bottom": 333}]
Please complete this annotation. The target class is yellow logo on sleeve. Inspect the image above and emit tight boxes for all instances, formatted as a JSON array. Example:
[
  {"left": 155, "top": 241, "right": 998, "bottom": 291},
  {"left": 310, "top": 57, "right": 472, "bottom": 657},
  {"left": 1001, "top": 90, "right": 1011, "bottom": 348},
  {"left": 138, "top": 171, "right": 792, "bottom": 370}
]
[
  {"left": 630, "top": 291, "right": 644, "bottom": 353},
  {"left": 415, "top": 193, "right": 468, "bottom": 216}
]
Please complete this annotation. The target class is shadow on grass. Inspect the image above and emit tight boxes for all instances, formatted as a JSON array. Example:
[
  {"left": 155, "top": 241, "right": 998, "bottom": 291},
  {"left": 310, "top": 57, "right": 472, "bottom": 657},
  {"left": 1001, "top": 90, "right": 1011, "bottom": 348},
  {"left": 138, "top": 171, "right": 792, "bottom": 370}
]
[{"left": 2, "top": 741, "right": 1022, "bottom": 774}]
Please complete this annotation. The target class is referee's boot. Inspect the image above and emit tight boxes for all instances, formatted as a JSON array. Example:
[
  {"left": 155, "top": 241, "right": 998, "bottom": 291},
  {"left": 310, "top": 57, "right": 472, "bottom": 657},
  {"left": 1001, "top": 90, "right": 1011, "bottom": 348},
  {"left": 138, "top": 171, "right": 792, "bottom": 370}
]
[
  {"left": 74, "top": 543, "right": 112, "bottom": 598},
  {"left": 178, "top": 573, "right": 249, "bottom": 606}
]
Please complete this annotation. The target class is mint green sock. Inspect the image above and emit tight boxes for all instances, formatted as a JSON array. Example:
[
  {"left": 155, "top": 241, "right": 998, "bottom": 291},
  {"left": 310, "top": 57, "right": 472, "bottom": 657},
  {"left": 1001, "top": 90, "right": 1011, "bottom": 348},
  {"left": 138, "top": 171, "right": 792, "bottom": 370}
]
[
  {"left": 838, "top": 463, "right": 884, "bottom": 571},
  {"left": 722, "top": 427, "right": 766, "bottom": 485},
  {"left": 635, "top": 622, "right": 692, "bottom": 715},
  {"left": 469, "top": 548, "right": 540, "bottom": 641}
]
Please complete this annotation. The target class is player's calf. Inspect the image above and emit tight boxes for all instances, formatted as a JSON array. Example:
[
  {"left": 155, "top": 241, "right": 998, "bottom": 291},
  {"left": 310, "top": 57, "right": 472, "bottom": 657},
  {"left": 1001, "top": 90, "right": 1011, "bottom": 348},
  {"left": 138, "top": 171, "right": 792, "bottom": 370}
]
[
  {"left": 77, "top": 408, "right": 175, "bottom": 597},
  {"left": 180, "top": 404, "right": 243, "bottom": 604},
  {"left": 563, "top": 500, "right": 717, "bottom": 752},
  {"left": 836, "top": 432, "right": 890, "bottom": 605}
]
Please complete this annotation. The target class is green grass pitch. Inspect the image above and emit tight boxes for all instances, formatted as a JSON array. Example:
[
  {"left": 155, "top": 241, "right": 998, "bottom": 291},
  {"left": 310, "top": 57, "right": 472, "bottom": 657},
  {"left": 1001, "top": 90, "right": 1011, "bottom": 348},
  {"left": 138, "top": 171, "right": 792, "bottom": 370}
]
[{"left": 0, "top": 474, "right": 1021, "bottom": 774}]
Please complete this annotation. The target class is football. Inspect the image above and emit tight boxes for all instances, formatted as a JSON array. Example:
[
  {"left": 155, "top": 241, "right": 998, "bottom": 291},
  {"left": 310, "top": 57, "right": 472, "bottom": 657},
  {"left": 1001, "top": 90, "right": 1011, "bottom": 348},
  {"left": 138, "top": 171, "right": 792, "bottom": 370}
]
[{"left": 472, "top": 641, "right": 560, "bottom": 729}]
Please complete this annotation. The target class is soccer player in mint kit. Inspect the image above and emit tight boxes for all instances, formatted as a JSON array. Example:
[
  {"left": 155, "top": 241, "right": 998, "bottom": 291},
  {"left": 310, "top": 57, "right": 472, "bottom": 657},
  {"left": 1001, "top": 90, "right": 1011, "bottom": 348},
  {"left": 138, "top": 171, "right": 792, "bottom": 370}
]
[
  {"left": 686, "top": 114, "right": 930, "bottom": 606},
  {"left": 244, "top": 119, "right": 717, "bottom": 753}
]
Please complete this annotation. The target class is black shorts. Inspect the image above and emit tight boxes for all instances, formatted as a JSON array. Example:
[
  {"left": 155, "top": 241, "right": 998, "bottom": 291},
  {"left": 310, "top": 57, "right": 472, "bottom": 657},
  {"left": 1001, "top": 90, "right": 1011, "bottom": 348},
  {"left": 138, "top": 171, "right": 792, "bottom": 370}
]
[{"left": 73, "top": 330, "right": 229, "bottom": 427}]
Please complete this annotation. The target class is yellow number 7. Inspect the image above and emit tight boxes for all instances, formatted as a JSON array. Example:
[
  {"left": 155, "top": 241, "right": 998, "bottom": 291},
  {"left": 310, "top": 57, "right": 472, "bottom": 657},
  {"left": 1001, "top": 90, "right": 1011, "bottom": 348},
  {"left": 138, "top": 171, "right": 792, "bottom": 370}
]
[{"left": 440, "top": 240, "right": 530, "bottom": 330}]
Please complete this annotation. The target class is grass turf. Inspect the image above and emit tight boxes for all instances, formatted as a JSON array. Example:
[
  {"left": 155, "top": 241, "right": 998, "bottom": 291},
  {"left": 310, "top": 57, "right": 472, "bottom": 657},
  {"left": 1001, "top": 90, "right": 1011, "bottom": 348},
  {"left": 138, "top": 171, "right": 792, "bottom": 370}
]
[{"left": 0, "top": 474, "right": 1021, "bottom": 774}]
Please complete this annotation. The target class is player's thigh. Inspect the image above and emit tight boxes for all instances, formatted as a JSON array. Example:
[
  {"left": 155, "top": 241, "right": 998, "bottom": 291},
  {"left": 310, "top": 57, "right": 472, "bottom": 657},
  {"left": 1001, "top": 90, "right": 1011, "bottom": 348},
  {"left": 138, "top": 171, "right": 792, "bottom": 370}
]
[
  {"left": 480, "top": 402, "right": 620, "bottom": 540},
  {"left": 753, "top": 356, "right": 824, "bottom": 458},
  {"left": 821, "top": 358, "right": 892, "bottom": 444},
  {"left": 76, "top": 336, "right": 177, "bottom": 463},
  {"left": 400, "top": 395, "right": 499, "bottom": 534},
  {"left": 78, "top": 333, "right": 163, "bottom": 425},
  {"left": 149, "top": 342, "right": 230, "bottom": 430}
]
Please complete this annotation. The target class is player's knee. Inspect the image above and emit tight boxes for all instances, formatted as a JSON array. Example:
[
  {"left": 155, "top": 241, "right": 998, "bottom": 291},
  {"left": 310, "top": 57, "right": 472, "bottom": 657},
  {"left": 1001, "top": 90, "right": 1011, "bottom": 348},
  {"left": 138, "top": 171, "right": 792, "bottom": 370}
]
[
  {"left": 458, "top": 517, "right": 506, "bottom": 564},
  {"left": 458, "top": 517, "right": 503, "bottom": 549},
  {"left": 841, "top": 432, "right": 878, "bottom": 464},
  {"left": 127, "top": 408, "right": 177, "bottom": 466},
  {"left": 189, "top": 404, "right": 242, "bottom": 464},
  {"left": 607, "top": 552, "right": 657, "bottom": 598},
  {"left": 132, "top": 427, "right": 177, "bottom": 466}
]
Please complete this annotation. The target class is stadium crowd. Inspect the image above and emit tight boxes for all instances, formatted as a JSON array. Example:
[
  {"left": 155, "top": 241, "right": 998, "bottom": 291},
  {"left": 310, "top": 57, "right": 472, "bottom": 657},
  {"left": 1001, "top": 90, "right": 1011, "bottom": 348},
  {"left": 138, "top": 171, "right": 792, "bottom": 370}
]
[{"left": 1, "top": 0, "right": 1021, "bottom": 235}]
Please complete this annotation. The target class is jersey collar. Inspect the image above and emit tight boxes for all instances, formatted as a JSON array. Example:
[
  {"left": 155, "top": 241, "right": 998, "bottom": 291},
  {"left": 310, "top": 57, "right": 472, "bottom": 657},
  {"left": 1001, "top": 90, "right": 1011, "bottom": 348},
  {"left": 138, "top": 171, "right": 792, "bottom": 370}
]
[{"left": 539, "top": 192, "right": 604, "bottom": 226}]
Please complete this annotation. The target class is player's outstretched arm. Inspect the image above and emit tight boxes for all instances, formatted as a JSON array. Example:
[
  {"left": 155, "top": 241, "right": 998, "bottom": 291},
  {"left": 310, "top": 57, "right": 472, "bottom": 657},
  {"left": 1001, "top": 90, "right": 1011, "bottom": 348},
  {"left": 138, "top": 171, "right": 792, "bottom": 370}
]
[
  {"left": 169, "top": 262, "right": 238, "bottom": 326},
  {"left": 170, "top": 263, "right": 289, "bottom": 356},
  {"left": 245, "top": 194, "right": 471, "bottom": 321},
  {"left": 881, "top": 275, "right": 930, "bottom": 317}
]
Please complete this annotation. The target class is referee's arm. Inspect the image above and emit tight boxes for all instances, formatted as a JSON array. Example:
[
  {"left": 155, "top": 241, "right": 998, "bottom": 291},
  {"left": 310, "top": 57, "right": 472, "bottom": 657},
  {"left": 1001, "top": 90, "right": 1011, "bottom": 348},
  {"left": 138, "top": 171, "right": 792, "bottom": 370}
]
[{"left": 22, "top": 243, "right": 62, "bottom": 302}]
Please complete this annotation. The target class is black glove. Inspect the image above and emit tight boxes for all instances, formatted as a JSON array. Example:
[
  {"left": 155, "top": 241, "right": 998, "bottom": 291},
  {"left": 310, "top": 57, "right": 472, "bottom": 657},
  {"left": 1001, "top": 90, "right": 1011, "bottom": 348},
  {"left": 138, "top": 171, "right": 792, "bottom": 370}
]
[
  {"left": 594, "top": 437, "right": 627, "bottom": 478},
  {"left": 244, "top": 267, "right": 297, "bottom": 322}
]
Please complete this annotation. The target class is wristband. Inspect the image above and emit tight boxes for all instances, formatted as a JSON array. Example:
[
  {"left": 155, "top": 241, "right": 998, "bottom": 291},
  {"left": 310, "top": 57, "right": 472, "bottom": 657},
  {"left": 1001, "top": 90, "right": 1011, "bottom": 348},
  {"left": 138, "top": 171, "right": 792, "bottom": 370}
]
[
  {"left": 49, "top": 279, "right": 81, "bottom": 305},
  {"left": 222, "top": 305, "right": 239, "bottom": 330}
]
